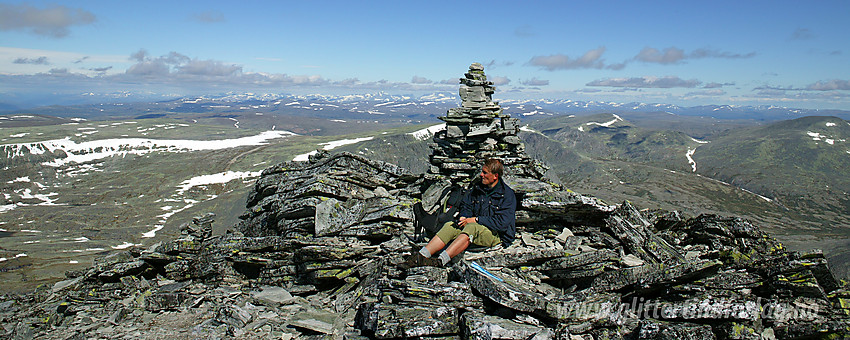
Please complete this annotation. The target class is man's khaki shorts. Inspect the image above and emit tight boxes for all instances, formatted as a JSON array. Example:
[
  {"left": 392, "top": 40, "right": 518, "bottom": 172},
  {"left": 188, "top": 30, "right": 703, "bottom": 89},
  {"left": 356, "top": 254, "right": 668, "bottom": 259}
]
[{"left": 435, "top": 221, "right": 501, "bottom": 247}]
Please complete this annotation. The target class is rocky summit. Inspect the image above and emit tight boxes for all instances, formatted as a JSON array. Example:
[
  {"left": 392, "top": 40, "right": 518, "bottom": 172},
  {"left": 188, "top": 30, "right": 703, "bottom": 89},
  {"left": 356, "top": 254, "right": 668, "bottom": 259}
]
[{"left": 2, "top": 65, "right": 850, "bottom": 340}]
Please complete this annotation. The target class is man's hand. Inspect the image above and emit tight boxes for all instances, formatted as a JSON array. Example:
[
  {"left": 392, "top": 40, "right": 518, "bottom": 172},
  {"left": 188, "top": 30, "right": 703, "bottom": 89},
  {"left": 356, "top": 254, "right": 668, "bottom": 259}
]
[{"left": 458, "top": 216, "right": 477, "bottom": 227}]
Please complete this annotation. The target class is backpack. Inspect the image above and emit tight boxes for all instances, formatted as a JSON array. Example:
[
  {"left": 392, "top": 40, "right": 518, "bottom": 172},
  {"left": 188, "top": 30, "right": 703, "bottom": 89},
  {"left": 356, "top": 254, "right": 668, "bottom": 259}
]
[{"left": 413, "top": 184, "right": 465, "bottom": 241}]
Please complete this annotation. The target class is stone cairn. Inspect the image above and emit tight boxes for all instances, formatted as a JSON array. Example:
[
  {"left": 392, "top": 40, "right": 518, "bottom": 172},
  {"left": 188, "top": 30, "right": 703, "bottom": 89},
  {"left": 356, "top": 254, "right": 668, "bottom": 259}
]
[
  {"left": 3, "top": 69, "right": 850, "bottom": 339},
  {"left": 429, "top": 62, "right": 548, "bottom": 183}
]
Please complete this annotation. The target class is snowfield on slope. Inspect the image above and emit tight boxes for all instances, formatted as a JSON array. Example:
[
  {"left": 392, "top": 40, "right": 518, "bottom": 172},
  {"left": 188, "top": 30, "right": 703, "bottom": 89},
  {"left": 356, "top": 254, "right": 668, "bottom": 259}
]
[
  {"left": 292, "top": 136, "right": 376, "bottom": 161},
  {"left": 1, "top": 130, "right": 296, "bottom": 167}
]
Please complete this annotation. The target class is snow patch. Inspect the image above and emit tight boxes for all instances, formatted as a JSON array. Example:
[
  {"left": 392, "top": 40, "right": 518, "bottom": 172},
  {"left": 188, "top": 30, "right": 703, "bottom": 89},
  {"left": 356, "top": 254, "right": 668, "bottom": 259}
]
[
  {"left": 807, "top": 131, "right": 846, "bottom": 145},
  {"left": 1, "top": 130, "right": 295, "bottom": 167},
  {"left": 176, "top": 171, "right": 261, "bottom": 195},
  {"left": 17, "top": 188, "right": 60, "bottom": 205},
  {"left": 112, "top": 242, "right": 140, "bottom": 250},
  {"left": 0, "top": 253, "right": 27, "bottom": 263},
  {"left": 293, "top": 151, "right": 318, "bottom": 162},
  {"left": 319, "top": 136, "right": 375, "bottom": 150},
  {"left": 520, "top": 125, "right": 536, "bottom": 133},
  {"left": 686, "top": 148, "right": 697, "bottom": 172},
  {"left": 585, "top": 114, "right": 623, "bottom": 128},
  {"left": 293, "top": 136, "right": 376, "bottom": 161},
  {"left": 408, "top": 124, "right": 445, "bottom": 141},
  {"left": 741, "top": 188, "right": 773, "bottom": 202}
]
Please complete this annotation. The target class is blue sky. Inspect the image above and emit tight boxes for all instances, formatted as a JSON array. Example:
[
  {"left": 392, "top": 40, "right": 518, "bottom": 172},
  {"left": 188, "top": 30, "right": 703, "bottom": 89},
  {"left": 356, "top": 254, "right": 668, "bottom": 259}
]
[{"left": 1, "top": 0, "right": 849, "bottom": 110}]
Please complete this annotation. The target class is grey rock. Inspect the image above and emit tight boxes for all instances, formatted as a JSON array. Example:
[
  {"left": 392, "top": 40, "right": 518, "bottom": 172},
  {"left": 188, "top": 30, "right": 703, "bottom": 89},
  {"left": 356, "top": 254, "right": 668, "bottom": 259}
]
[
  {"left": 355, "top": 302, "right": 459, "bottom": 338},
  {"left": 145, "top": 292, "right": 190, "bottom": 312},
  {"left": 461, "top": 312, "right": 553, "bottom": 340},
  {"left": 97, "top": 260, "right": 148, "bottom": 281},
  {"left": 216, "top": 304, "right": 253, "bottom": 328},
  {"left": 539, "top": 249, "right": 619, "bottom": 271},
  {"left": 545, "top": 290, "right": 625, "bottom": 325},
  {"left": 52, "top": 277, "right": 82, "bottom": 293},
  {"left": 377, "top": 278, "right": 482, "bottom": 311},
  {"left": 591, "top": 260, "right": 721, "bottom": 292},
  {"left": 648, "top": 297, "right": 762, "bottom": 321},
  {"left": 521, "top": 233, "right": 543, "bottom": 247},
  {"left": 289, "top": 309, "right": 339, "bottom": 334},
  {"left": 555, "top": 228, "right": 574, "bottom": 243},
  {"left": 457, "top": 260, "right": 547, "bottom": 314},
  {"left": 637, "top": 320, "right": 716, "bottom": 339},
  {"left": 606, "top": 202, "right": 685, "bottom": 265},
  {"left": 251, "top": 286, "right": 294, "bottom": 306},
  {"left": 621, "top": 254, "right": 645, "bottom": 267},
  {"left": 521, "top": 190, "right": 616, "bottom": 226},
  {"left": 405, "top": 266, "right": 450, "bottom": 285},
  {"left": 446, "top": 125, "right": 464, "bottom": 138},
  {"left": 465, "top": 246, "right": 565, "bottom": 269}
]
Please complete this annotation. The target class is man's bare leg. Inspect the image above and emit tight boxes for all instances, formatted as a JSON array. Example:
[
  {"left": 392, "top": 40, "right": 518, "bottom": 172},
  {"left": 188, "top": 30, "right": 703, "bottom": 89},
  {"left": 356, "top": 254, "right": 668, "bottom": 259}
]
[
  {"left": 424, "top": 236, "right": 447, "bottom": 256},
  {"left": 410, "top": 232, "right": 470, "bottom": 267},
  {"left": 445, "top": 233, "right": 470, "bottom": 258},
  {"left": 421, "top": 234, "right": 469, "bottom": 266}
]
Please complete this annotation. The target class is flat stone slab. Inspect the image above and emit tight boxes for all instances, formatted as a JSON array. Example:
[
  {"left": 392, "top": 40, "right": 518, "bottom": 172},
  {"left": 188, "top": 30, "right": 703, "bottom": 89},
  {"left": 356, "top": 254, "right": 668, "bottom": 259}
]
[{"left": 456, "top": 260, "right": 547, "bottom": 314}]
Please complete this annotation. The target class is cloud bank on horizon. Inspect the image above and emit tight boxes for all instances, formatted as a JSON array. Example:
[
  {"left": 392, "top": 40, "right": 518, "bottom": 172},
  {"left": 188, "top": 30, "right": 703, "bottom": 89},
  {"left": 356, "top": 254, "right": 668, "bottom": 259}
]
[{"left": 0, "top": 1, "right": 848, "bottom": 110}]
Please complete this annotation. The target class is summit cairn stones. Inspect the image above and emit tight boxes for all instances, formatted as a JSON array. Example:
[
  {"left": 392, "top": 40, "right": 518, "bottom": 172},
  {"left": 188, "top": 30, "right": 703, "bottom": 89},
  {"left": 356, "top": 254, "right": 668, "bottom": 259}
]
[
  {"left": 429, "top": 63, "right": 547, "bottom": 182},
  {"left": 419, "top": 63, "right": 613, "bottom": 239}
]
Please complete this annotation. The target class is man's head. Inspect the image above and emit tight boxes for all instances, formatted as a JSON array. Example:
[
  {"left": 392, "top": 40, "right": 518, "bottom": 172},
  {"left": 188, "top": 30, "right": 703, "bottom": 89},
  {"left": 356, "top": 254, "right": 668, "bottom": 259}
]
[{"left": 481, "top": 158, "right": 503, "bottom": 188}]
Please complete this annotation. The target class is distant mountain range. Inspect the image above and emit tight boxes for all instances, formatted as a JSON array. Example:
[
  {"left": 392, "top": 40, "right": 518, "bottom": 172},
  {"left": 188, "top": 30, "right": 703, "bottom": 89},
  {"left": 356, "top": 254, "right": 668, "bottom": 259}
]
[{"left": 3, "top": 91, "right": 850, "bottom": 124}]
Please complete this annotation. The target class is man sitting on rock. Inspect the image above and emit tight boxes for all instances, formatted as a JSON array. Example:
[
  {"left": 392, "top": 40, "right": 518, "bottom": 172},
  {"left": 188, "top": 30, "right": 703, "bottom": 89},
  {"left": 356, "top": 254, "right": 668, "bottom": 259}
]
[{"left": 404, "top": 158, "right": 517, "bottom": 268}]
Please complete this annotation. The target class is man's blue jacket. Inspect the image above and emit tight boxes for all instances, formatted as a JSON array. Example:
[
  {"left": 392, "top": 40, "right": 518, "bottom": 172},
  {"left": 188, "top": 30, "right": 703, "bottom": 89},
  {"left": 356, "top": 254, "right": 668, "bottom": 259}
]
[{"left": 459, "top": 178, "right": 517, "bottom": 246}]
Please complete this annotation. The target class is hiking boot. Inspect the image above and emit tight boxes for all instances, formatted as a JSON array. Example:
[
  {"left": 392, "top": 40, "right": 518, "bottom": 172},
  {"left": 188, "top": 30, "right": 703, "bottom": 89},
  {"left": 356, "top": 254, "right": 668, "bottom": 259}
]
[{"left": 401, "top": 253, "right": 442, "bottom": 269}]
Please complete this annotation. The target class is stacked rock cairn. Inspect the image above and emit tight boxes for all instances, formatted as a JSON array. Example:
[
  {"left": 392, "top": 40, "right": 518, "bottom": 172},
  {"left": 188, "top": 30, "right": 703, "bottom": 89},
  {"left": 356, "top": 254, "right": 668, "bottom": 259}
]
[{"left": 429, "top": 63, "right": 548, "bottom": 183}]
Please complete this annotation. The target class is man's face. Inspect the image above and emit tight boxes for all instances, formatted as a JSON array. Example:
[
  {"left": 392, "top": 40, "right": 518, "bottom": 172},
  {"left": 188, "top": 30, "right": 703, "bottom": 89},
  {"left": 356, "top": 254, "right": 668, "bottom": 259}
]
[{"left": 481, "top": 166, "right": 498, "bottom": 188}]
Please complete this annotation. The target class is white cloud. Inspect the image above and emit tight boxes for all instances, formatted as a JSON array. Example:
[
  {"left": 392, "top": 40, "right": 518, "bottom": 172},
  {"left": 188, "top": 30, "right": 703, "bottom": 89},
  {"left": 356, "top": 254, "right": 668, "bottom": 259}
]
[
  {"left": 587, "top": 76, "right": 701, "bottom": 88},
  {"left": 521, "top": 78, "right": 549, "bottom": 86},
  {"left": 489, "top": 76, "right": 510, "bottom": 85},
  {"left": 635, "top": 47, "right": 756, "bottom": 64},
  {"left": 411, "top": 76, "right": 432, "bottom": 84},
  {"left": 685, "top": 89, "right": 726, "bottom": 97},
  {"left": 0, "top": 3, "right": 95, "bottom": 38},
  {"left": 790, "top": 28, "right": 814, "bottom": 41},
  {"left": 194, "top": 10, "right": 226, "bottom": 23},
  {"left": 13, "top": 56, "right": 50, "bottom": 65},
  {"left": 635, "top": 47, "right": 686, "bottom": 64},
  {"left": 528, "top": 47, "right": 607, "bottom": 70},
  {"left": 806, "top": 79, "right": 850, "bottom": 91}
]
